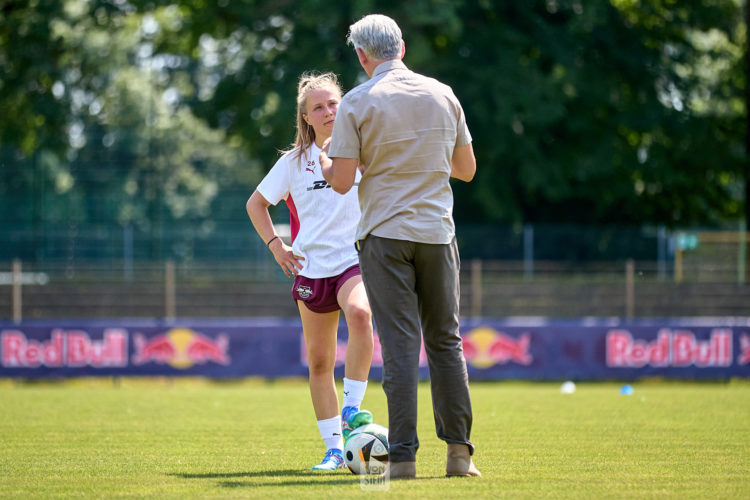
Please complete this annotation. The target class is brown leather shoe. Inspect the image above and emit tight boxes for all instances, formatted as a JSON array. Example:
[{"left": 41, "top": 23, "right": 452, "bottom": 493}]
[
  {"left": 445, "top": 444, "right": 481, "bottom": 477},
  {"left": 384, "top": 461, "right": 416, "bottom": 479}
]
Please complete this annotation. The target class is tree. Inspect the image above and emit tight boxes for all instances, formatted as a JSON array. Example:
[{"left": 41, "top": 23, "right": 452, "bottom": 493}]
[
  {"left": 0, "top": 0, "right": 746, "bottom": 249},
  {"left": 436, "top": 0, "right": 746, "bottom": 226},
  {"left": 0, "top": 0, "right": 258, "bottom": 245}
]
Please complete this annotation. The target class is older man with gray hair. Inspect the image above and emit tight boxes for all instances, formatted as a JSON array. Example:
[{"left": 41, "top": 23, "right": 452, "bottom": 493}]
[{"left": 320, "top": 14, "right": 480, "bottom": 479}]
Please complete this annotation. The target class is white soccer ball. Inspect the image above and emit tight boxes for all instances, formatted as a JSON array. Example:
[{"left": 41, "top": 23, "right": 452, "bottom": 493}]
[
  {"left": 348, "top": 423, "right": 388, "bottom": 441},
  {"left": 343, "top": 424, "right": 389, "bottom": 475},
  {"left": 560, "top": 380, "right": 576, "bottom": 394}
]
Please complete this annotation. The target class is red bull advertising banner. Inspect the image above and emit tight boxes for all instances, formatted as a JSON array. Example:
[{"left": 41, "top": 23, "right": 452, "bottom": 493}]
[{"left": 1, "top": 318, "right": 749, "bottom": 379}]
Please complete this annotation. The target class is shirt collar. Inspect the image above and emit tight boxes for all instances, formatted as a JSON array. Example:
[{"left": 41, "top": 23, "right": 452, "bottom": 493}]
[{"left": 372, "top": 59, "right": 408, "bottom": 78}]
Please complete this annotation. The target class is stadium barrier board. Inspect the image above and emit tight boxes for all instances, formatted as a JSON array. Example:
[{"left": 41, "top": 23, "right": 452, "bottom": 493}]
[{"left": 1, "top": 318, "right": 749, "bottom": 379}]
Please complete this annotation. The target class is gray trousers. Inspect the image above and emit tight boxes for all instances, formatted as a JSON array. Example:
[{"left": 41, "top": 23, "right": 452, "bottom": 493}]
[{"left": 358, "top": 235, "right": 474, "bottom": 462}]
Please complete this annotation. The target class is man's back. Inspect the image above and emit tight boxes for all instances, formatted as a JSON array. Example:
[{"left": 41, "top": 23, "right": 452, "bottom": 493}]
[{"left": 330, "top": 59, "right": 472, "bottom": 244}]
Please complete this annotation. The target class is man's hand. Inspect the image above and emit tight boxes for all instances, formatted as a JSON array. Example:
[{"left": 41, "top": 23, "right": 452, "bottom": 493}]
[{"left": 319, "top": 137, "right": 333, "bottom": 169}]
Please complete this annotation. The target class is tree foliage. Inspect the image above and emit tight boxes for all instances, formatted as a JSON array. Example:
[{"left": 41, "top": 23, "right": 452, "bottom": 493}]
[{"left": 0, "top": 0, "right": 745, "bottom": 236}]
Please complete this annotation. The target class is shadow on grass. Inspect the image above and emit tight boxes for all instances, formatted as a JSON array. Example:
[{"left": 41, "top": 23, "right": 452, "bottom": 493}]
[
  {"left": 170, "top": 469, "right": 360, "bottom": 487},
  {"left": 171, "top": 469, "right": 446, "bottom": 488},
  {"left": 171, "top": 470, "right": 305, "bottom": 479}
]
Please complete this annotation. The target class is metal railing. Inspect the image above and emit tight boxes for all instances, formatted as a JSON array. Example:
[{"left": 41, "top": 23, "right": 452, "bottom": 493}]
[{"left": 3, "top": 254, "right": 749, "bottom": 321}]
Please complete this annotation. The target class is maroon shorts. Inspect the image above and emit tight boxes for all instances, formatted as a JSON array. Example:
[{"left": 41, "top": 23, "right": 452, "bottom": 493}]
[{"left": 291, "top": 264, "right": 361, "bottom": 313}]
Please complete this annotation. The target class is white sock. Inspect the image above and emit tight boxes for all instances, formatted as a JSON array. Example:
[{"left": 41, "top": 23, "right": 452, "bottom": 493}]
[
  {"left": 317, "top": 416, "right": 343, "bottom": 451},
  {"left": 342, "top": 377, "right": 368, "bottom": 409}
]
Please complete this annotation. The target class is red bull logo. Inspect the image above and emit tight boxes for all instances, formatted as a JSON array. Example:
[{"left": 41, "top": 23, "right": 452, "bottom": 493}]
[
  {"left": 606, "top": 329, "right": 732, "bottom": 368},
  {"left": 1, "top": 329, "right": 128, "bottom": 368},
  {"left": 462, "top": 327, "right": 533, "bottom": 368},
  {"left": 132, "top": 328, "right": 230, "bottom": 369}
]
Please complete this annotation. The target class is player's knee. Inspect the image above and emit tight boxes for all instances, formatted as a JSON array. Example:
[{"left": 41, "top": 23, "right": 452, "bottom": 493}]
[
  {"left": 346, "top": 304, "right": 372, "bottom": 334},
  {"left": 307, "top": 353, "right": 335, "bottom": 376}
]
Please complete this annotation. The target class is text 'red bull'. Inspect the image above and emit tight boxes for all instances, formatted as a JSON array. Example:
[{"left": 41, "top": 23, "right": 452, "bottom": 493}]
[
  {"left": 606, "top": 329, "right": 732, "bottom": 368},
  {"left": 1, "top": 329, "right": 128, "bottom": 368}
]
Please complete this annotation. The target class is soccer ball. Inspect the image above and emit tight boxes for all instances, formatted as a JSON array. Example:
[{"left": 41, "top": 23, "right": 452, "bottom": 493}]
[
  {"left": 348, "top": 423, "right": 388, "bottom": 442},
  {"left": 343, "top": 424, "right": 389, "bottom": 475}
]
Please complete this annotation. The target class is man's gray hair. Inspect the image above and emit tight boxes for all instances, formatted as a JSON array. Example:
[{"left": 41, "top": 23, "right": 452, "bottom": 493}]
[{"left": 346, "top": 14, "right": 402, "bottom": 60}]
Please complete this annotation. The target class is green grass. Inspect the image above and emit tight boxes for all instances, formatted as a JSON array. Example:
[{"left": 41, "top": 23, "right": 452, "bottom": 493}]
[{"left": 0, "top": 379, "right": 748, "bottom": 498}]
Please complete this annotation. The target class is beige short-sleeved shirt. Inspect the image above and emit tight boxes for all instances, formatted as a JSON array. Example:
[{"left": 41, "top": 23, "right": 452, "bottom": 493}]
[{"left": 328, "top": 59, "right": 472, "bottom": 244}]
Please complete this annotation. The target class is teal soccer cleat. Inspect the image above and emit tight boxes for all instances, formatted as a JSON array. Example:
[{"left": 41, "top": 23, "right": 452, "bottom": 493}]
[
  {"left": 311, "top": 448, "right": 345, "bottom": 471},
  {"left": 341, "top": 406, "right": 373, "bottom": 440}
]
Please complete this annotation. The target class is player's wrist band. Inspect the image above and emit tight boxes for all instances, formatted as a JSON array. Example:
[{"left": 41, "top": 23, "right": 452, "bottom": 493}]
[{"left": 266, "top": 235, "right": 279, "bottom": 247}]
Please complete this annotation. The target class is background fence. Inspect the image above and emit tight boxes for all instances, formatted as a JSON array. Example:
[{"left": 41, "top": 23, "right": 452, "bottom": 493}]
[{"left": 2, "top": 224, "right": 749, "bottom": 321}]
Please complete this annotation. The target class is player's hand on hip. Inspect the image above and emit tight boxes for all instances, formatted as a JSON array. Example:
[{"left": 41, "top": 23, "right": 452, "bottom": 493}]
[{"left": 268, "top": 239, "right": 304, "bottom": 277}]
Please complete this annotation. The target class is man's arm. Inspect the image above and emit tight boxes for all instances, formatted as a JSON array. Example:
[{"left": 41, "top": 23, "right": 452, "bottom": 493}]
[
  {"left": 320, "top": 138, "right": 359, "bottom": 194},
  {"left": 450, "top": 143, "right": 476, "bottom": 182}
]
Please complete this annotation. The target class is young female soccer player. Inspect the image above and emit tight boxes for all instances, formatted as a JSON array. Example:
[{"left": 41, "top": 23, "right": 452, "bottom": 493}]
[{"left": 246, "top": 72, "right": 374, "bottom": 471}]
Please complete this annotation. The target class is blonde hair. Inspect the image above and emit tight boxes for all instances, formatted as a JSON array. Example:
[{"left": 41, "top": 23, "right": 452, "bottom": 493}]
[{"left": 286, "top": 72, "right": 343, "bottom": 164}]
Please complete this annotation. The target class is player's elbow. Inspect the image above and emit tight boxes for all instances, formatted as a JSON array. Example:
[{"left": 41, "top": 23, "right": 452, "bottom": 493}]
[
  {"left": 245, "top": 195, "right": 258, "bottom": 215},
  {"left": 246, "top": 190, "right": 268, "bottom": 217}
]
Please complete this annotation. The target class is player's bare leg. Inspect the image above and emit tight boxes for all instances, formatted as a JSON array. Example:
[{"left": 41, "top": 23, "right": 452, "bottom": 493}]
[
  {"left": 298, "top": 302, "right": 340, "bottom": 419},
  {"left": 298, "top": 302, "right": 346, "bottom": 470},
  {"left": 337, "top": 275, "right": 373, "bottom": 382},
  {"left": 337, "top": 275, "right": 374, "bottom": 437}
]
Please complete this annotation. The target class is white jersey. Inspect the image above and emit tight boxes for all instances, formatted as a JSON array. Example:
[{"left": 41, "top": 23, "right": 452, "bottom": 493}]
[{"left": 256, "top": 143, "right": 361, "bottom": 279}]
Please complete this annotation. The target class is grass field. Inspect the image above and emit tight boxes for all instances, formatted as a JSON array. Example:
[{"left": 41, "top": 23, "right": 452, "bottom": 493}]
[{"left": 1, "top": 378, "right": 749, "bottom": 499}]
